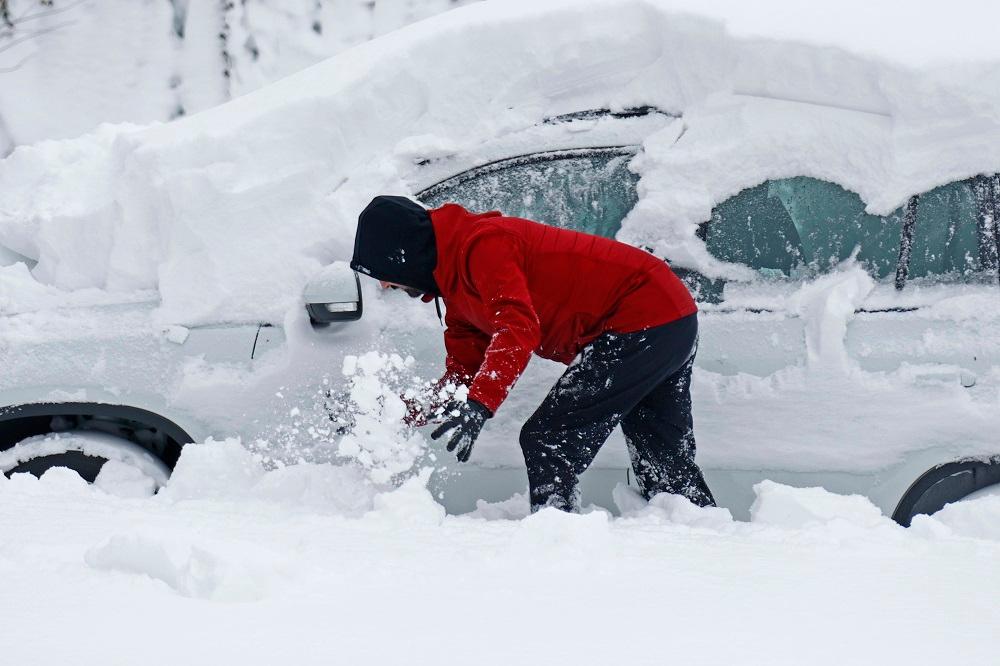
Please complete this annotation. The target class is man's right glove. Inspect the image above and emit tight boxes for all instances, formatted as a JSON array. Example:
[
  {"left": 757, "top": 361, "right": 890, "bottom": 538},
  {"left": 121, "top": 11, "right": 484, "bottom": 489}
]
[{"left": 430, "top": 399, "right": 491, "bottom": 463}]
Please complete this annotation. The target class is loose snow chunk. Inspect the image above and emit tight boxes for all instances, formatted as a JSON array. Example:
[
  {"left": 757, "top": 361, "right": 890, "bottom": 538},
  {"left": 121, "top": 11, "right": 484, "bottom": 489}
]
[
  {"left": 787, "top": 261, "right": 875, "bottom": 372},
  {"left": 469, "top": 492, "right": 532, "bottom": 521},
  {"left": 613, "top": 484, "right": 734, "bottom": 528},
  {"left": 94, "top": 460, "right": 159, "bottom": 499},
  {"left": 160, "top": 438, "right": 266, "bottom": 501},
  {"left": 750, "top": 480, "right": 888, "bottom": 529},
  {"left": 36, "top": 466, "right": 92, "bottom": 494},
  {"left": 162, "top": 325, "right": 190, "bottom": 345},
  {"left": 85, "top": 534, "right": 261, "bottom": 602}
]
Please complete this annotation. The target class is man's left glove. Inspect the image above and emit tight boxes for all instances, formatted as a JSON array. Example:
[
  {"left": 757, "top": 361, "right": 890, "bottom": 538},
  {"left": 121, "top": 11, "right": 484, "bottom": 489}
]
[{"left": 430, "top": 399, "right": 492, "bottom": 463}]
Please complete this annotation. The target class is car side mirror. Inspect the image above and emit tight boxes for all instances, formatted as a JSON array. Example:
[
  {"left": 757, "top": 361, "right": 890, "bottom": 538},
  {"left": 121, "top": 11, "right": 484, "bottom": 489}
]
[{"left": 303, "top": 261, "right": 363, "bottom": 325}]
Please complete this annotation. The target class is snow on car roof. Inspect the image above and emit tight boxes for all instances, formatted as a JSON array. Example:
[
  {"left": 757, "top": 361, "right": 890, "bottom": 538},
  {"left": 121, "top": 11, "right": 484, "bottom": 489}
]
[{"left": 2, "top": 0, "right": 1000, "bottom": 324}]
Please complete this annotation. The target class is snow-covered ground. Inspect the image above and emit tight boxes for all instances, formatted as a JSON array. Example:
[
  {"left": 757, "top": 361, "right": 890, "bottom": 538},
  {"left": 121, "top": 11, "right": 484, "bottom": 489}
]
[{"left": 4, "top": 439, "right": 1000, "bottom": 665}]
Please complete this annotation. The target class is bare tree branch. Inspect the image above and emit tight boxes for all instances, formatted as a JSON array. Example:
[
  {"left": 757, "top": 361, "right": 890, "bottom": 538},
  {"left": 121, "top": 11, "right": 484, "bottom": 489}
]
[
  {"left": 15, "top": 0, "right": 86, "bottom": 26},
  {"left": 0, "top": 20, "right": 72, "bottom": 56},
  {"left": 0, "top": 2, "right": 82, "bottom": 74},
  {"left": 0, "top": 49, "right": 30, "bottom": 72}
]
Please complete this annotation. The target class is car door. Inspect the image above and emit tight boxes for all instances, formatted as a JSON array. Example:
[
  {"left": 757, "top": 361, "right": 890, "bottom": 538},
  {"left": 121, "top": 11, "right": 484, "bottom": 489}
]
[
  {"left": 846, "top": 176, "right": 1000, "bottom": 379},
  {"left": 693, "top": 174, "right": 1000, "bottom": 376}
]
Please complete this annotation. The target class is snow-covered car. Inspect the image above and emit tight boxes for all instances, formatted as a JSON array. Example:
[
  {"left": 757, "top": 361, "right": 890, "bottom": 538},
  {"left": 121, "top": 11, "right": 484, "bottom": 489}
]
[{"left": 2, "top": 0, "right": 1000, "bottom": 524}]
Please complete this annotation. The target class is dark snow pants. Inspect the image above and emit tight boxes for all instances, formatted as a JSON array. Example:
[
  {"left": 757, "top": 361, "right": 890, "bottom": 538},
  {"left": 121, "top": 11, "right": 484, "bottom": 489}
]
[{"left": 519, "top": 312, "right": 714, "bottom": 512}]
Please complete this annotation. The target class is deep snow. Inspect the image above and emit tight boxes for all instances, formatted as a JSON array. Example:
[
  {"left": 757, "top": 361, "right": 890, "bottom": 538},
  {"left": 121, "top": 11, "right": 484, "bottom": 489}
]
[
  {"left": 2, "top": 439, "right": 999, "bottom": 665},
  {"left": 6, "top": 0, "right": 1000, "bottom": 324}
]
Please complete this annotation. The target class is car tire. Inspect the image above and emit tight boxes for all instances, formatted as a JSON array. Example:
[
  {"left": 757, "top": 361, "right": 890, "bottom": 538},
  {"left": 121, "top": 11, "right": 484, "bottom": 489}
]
[
  {"left": 0, "top": 431, "right": 171, "bottom": 493},
  {"left": 892, "top": 457, "right": 1000, "bottom": 526}
]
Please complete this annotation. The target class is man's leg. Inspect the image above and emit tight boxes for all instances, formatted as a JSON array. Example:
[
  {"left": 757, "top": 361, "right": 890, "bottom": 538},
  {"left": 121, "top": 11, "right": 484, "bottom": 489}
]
[
  {"left": 519, "top": 314, "right": 700, "bottom": 512},
  {"left": 620, "top": 340, "right": 715, "bottom": 507}
]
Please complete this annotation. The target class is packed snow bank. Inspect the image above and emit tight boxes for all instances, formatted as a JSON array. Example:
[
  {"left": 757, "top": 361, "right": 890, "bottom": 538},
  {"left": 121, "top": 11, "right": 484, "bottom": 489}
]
[
  {"left": 3, "top": 447, "right": 1000, "bottom": 664},
  {"left": 5, "top": 0, "right": 1000, "bottom": 324}
]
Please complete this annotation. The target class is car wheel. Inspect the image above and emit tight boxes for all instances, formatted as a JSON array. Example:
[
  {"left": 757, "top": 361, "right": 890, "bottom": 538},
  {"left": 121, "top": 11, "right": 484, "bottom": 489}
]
[
  {"left": 0, "top": 431, "right": 171, "bottom": 496},
  {"left": 892, "top": 457, "right": 1000, "bottom": 526},
  {"left": 954, "top": 483, "right": 1000, "bottom": 503}
]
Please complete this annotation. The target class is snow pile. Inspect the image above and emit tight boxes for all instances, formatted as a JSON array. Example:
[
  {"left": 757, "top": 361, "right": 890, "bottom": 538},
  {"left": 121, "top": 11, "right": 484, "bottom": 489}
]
[
  {"left": 5, "top": 0, "right": 1000, "bottom": 325},
  {"left": 749, "top": 479, "right": 886, "bottom": 529},
  {"left": 159, "top": 437, "right": 377, "bottom": 516},
  {"left": 912, "top": 486, "right": 1000, "bottom": 541},
  {"left": 3, "top": 448, "right": 1000, "bottom": 664}
]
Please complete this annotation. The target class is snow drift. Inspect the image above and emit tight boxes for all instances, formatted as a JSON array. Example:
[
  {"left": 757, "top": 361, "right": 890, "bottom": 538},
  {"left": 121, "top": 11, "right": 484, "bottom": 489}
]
[
  {"left": 4, "top": 0, "right": 1000, "bottom": 325},
  {"left": 3, "top": 438, "right": 1000, "bottom": 664}
]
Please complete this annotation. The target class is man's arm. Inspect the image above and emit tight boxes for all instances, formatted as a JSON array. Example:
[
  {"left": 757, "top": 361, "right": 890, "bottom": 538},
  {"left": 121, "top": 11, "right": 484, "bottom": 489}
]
[
  {"left": 443, "top": 310, "right": 490, "bottom": 387},
  {"left": 464, "top": 231, "right": 541, "bottom": 415},
  {"left": 404, "top": 309, "right": 490, "bottom": 427}
]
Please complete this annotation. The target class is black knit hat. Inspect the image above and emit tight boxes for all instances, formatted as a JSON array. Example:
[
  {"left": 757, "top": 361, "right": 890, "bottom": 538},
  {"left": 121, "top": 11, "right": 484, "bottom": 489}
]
[{"left": 350, "top": 195, "right": 440, "bottom": 296}]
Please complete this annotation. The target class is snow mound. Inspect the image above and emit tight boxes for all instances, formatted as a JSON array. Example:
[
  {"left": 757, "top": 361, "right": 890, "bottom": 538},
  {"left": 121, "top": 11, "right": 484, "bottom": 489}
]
[
  {"left": 614, "top": 483, "right": 735, "bottom": 528},
  {"left": 4, "top": 469, "right": 1000, "bottom": 664},
  {"left": 161, "top": 437, "right": 377, "bottom": 517},
  {"left": 911, "top": 489, "right": 1000, "bottom": 541},
  {"left": 5, "top": 0, "right": 1000, "bottom": 324},
  {"left": 750, "top": 479, "right": 889, "bottom": 529}
]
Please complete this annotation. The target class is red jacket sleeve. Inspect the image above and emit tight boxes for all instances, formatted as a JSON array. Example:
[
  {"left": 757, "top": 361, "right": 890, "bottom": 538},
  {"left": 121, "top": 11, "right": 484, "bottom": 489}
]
[
  {"left": 464, "top": 231, "right": 541, "bottom": 414},
  {"left": 443, "top": 308, "right": 490, "bottom": 386}
]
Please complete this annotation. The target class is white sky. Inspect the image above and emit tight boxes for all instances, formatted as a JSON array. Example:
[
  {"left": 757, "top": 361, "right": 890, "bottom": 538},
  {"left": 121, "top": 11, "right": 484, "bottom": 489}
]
[{"left": 651, "top": 0, "right": 1000, "bottom": 67}]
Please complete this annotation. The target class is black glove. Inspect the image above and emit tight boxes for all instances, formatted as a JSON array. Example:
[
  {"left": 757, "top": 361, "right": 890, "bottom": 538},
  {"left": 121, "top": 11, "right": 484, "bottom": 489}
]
[{"left": 430, "top": 399, "right": 491, "bottom": 463}]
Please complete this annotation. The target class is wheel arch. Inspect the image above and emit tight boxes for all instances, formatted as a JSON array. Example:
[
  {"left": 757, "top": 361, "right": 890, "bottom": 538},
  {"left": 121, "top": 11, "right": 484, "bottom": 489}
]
[
  {"left": 0, "top": 402, "right": 196, "bottom": 470},
  {"left": 892, "top": 455, "right": 1000, "bottom": 526}
]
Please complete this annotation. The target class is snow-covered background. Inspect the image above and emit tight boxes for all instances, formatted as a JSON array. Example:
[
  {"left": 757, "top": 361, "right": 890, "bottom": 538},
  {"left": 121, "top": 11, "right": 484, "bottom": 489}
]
[{"left": 0, "top": 0, "right": 480, "bottom": 151}]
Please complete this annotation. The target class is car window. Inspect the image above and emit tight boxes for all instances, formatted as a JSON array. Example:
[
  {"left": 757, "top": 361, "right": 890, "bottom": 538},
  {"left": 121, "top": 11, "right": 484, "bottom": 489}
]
[
  {"left": 906, "top": 181, "right": 982, "bottom": 279},
  {"left": 704, "top": 177, "right": 904, "bottom": 280},
  {"left": 418, "top": 148, "right": 639, "bottom": 239}
]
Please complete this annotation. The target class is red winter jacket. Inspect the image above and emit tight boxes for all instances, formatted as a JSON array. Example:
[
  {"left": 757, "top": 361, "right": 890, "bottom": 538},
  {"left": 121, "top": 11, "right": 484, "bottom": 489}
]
[{"left": 430, "top": 204, "right": 697, "bottom": 414}]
